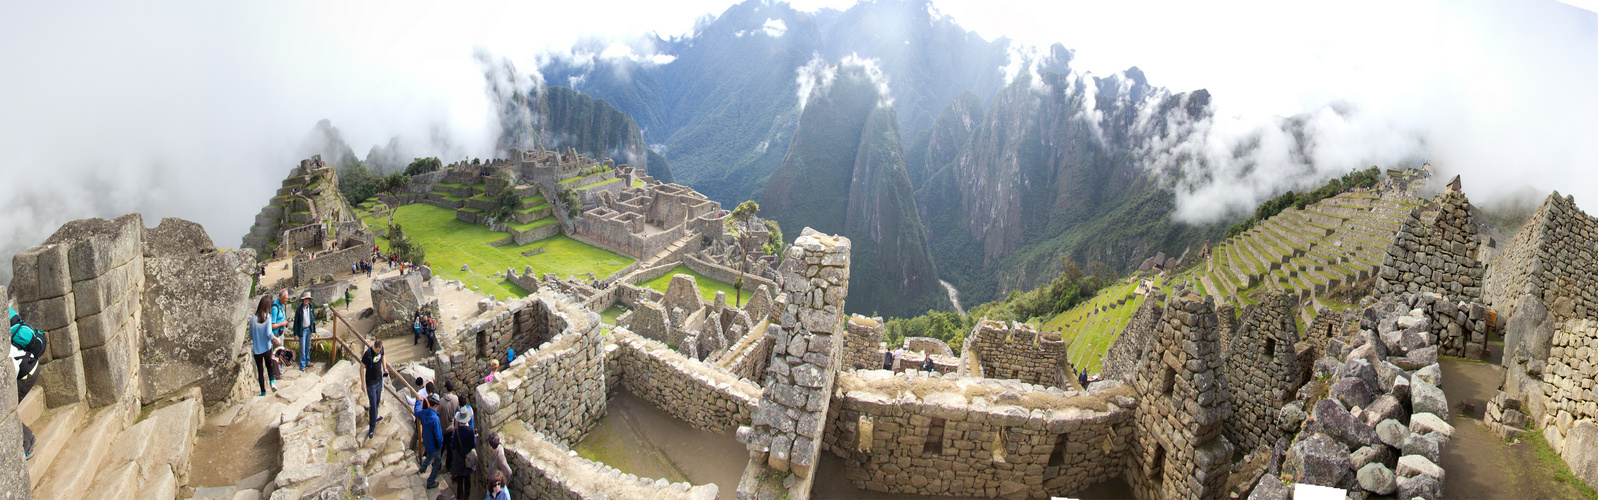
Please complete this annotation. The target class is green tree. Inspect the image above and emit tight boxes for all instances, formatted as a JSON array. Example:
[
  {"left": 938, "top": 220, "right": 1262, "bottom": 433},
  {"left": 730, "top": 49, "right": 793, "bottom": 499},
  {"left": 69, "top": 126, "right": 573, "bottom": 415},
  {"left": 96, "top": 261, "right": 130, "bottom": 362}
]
[
  {"left": 388, "top": 223, "right": 426, "bottom": 264},
  {"left": 558, "top": 188, "right": 582, "bottom": 218},
  {"left": 404, "top": 157, "right": 442, "bottom": 176}
]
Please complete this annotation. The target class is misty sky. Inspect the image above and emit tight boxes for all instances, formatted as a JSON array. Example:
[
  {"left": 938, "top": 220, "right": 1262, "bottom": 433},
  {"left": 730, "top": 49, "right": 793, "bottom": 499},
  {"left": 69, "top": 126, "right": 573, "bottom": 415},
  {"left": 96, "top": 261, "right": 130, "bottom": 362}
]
[{"left": 2, "top": 0, "right": 1596, "bottom": 283}]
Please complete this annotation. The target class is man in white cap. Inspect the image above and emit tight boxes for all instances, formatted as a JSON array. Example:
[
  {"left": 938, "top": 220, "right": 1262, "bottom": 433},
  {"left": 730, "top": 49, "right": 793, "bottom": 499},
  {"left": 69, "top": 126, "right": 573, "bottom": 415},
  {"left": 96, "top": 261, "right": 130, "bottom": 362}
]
[
  {"left": 445, "top": 406, "right": 477, "bottom": 500},
  {"left": 292, "top": 291, "right": 316, "bottom": 370}
]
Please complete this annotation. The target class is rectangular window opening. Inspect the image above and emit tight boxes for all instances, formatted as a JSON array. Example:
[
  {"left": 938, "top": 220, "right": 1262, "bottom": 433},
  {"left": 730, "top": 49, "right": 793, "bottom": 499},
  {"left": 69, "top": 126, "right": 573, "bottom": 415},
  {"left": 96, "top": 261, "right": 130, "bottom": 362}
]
[{"left": 923, "top": 417, "right": 945, "bottom": 456}]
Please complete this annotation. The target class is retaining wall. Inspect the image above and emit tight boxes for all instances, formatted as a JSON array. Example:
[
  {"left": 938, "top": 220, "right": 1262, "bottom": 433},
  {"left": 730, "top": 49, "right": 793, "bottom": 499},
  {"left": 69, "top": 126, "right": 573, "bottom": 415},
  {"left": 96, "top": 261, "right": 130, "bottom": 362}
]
[
  {"left": 471, "top": 294, "right": 604, "bottom": 447},
  {"left": 608, "top": 330, "right": 760, "bottom": 432}
]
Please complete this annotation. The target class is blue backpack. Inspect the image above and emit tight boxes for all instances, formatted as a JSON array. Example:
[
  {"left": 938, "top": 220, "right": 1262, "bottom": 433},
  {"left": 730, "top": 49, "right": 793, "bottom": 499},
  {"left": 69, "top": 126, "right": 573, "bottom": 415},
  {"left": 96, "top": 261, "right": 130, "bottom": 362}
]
[{"left": 9, "top": 308, "right": 36, "bottom": 349}]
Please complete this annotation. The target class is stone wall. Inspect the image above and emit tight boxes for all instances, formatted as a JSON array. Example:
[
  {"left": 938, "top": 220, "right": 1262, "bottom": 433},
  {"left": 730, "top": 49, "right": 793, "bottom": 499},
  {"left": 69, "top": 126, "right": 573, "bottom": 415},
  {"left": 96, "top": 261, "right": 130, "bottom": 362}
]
[
  {"left": 718, "top": 321, "right": 775, "bottom": 383},
  {"left": 1127, "top": 292, "right": 1233, "bottom": 500},
  {"left": 497, "top": 421, "right": 719, "bottom": 500},
  {"left": 13, "top": 214, "right": 145, "bottom": 409},
  {"left": 291, "top": 244, "right": 366, "bottom": 287},
  {"left": 824, "top": 371, "right": 1135, "bottom": 498},
  {"left": 281, "top": 223, "right": 325, "bottom": 252},
  {"left": 904, "top": 336, "right": 954, "bottom": 357},
  {"left": 608, "top": 330, "right": 760, "bottom": 432},
  {"left": 510, "top": 222, "right": 560, "bottom": 245},
  {"left": 471, "top": 294, "right": 604, "bottom": 447},
  {"left": 961, "top": 320, "right": 1071, "bottom": 389},
  {"left": 438, "top": 296, "right": 571, "bottom": 393},
  {"left": 1100, "top": 292, "right": 1163, "bottom": 381},
  {"left": 1535, "top": 319, "right": 1598, "bottom": 442},
  {"left": 1483, "top": 192, "right": 1598, "bottom": 324},
  {"left": 1376, "top": 189, "right": 1484, "bottom": 304},
  {"left": 737, "top": 228, "right": 851, "bottom": 498},
  {"left": 842, "top": 315, "right": 885, "bottom": 370},
  {"left": 1221, "top": 292, "right": 1303, "bottom": 455},
  {"left": 682, "top": 254, "right": 778, "bottom": 296}
]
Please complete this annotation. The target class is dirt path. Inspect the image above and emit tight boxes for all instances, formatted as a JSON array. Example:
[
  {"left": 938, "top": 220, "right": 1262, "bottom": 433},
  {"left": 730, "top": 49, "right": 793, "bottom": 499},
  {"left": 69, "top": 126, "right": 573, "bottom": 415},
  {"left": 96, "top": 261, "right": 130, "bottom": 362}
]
[{"left": 1438, "top": 352, "right": 1586, "bottom": 499}]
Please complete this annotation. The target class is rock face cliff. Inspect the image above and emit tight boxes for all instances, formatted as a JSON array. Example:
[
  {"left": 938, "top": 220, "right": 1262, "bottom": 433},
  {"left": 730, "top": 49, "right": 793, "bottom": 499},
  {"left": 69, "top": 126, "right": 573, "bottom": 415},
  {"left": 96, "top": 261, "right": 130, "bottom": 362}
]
[
  {"left": 915, "top": 64, "right": 1223, "bottom": 303},
  {"left": 760, "top": 65, "right": 947, "bottom": 318}
]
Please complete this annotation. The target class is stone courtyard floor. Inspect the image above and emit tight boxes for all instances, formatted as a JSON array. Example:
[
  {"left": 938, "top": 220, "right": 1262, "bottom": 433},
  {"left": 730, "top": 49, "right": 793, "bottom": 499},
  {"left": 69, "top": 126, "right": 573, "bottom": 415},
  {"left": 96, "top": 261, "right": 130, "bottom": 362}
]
[{"left": 1438, "top": 344, "right": 1591, "bottom": 499}]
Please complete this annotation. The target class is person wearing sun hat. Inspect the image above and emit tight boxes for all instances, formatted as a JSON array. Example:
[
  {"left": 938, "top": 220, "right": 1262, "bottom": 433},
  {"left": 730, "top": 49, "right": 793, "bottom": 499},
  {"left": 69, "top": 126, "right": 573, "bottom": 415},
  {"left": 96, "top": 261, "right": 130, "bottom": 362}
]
[
  {"left": 292, "top": 291, "right": 316, "bottom": 370},
  {"left": 445, "top": 406, "right": 478, "bottom": 500}
]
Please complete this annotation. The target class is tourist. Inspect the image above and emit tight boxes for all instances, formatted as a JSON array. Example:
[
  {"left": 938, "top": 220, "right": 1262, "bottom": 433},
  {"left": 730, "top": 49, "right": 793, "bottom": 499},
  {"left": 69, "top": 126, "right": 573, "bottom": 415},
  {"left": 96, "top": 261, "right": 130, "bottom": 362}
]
[
  {"left": 344, "top": 287, "right": 353, "bottom": 310},
  {"left": 485, "top": 470, "right": 510, "bottom": 500},
  {"left": 892, "top": 347, "right": 905, "bottom": 371},
  {"left": 484, "top": 359, "right": 499, "bottom": 384},
  {"left": 922, "top": 355, "right": 935, "bottom": 372},
  {"left": 446, "top": 407, "right": 477, "bottom": 500},
  {"left": 293, "top": 292, "right": 316, "bottom": 370},
  {"left": 271, "top": 290, "right": 290, "bottom": 342},
  {"left": 422, "top": 315, "right": 438, "bottom": 350},
  {"left": 412, "top": 313, "right": 424, "bottom": 346},
  {"left": 10, "top": 308, "right": 47, "bottom": 458},
  {"left": 483, "top": 431, "right": 512, "bottom": 494},
  {"left": 882, "top": 350, "right": 893, "bottom": 370},
  {"left": 361, "top": 340, "right": 385, "bottom": 440},
  {"left": 414, "top": 394, "right": 445, "bottom": 490},
  {"left": 249, "top": 295, "right": 281, "bottom": 397},
  {"left": 437, "top": 381, "right": 461, "bottom": 441}
]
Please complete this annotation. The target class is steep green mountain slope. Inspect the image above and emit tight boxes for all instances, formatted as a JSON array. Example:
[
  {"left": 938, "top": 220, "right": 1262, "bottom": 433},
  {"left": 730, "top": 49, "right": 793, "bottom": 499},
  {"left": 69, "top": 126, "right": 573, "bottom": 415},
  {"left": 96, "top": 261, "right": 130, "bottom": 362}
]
[{"left": 761, "top": 65, "right": 948, "bottom": 317}]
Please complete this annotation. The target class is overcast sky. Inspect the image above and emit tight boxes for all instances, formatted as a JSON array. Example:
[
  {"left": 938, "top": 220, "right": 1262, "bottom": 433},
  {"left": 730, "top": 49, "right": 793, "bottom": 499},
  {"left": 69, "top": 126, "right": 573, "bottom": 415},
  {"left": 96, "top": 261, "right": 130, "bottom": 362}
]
[{"left": 1, "top": 0, "right": 1595, "bottom": 280}]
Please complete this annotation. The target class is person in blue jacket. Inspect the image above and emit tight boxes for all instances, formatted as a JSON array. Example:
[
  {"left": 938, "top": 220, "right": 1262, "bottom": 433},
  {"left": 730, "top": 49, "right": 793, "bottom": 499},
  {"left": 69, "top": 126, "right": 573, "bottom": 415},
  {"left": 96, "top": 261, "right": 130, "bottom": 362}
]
[{"left": 415, "top": 393, "right": 444, "bottom": 490}]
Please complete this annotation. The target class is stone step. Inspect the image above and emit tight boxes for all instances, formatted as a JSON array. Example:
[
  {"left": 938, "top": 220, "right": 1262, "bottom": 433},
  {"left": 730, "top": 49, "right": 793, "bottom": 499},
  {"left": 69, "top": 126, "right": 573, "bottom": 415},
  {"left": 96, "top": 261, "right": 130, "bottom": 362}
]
[
  {"left": 35, "top": 402, "right": 130, "bottom": 500},
  {"left": 96, "top": 394, "right": 203, "bottom": 488},
  {"left": 19, "top": 389, "right": 44, "bottom": 428},
  {"left": 86, "top": 462, "right": 140, "bottom": 497},
  {"left": 26, "top": 403, "right": 84, "bottom": 490}
]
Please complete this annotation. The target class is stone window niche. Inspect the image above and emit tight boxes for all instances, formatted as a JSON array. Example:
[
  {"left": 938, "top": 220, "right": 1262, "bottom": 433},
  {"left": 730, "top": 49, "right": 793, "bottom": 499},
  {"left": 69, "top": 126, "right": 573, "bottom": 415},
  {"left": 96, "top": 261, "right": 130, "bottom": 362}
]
[
  {"left": 923, "top": 417, "right": 946, "bottom": 456},
  {"left": 858, "top": 415, "right": 874, "bottom": 453},
  {"left": 1048, "top": 433, "right": 1068, "bottom": 467},
  {"left": 1265, "top": 337, "right": 1276, "bottom": 361},
  {"left": 1149, "top": 443, "right": 1167, "bottom": 487},
  {"left": 1161, "top": 365, "right": 1177, "bottom": 395},
  {"left": 990, "top": 426, "right": 1008, "bottom": 463}
]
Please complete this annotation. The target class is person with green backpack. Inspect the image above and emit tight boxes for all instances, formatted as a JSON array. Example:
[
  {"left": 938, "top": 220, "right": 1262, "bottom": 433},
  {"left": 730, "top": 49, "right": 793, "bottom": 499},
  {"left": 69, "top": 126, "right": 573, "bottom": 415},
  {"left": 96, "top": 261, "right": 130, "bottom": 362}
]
[{"left": 11, "top": 308, "right": 47, "bottom": 458}]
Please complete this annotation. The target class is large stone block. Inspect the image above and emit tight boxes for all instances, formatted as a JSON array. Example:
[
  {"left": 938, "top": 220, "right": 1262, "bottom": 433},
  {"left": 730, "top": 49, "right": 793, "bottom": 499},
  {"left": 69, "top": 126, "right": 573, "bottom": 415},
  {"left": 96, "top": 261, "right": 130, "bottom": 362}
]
[
  {"left": 142, "top": 217, "right": 215, "bottom": 258},
  {"left": 44, "top": 213, "right": 143, "bottom": 282},
  {"left": 83, "top": 331, "right": 138, "bottom": 408},
  {"left": 76, "top": 288, "right": 132, "bottom": 350},
  {"left": 44, "top": 324, "right": 79, "bottom": 360},
  {"left": 11, "top": 243, "right": 71, "bottom": 302},
  {"left": 71, "top": 258, "right": 141, "bottom": 318},
  {"left": 20, "top": 293, "right": 76, "bottom": 333},
  {"left": 39, "top": 352, "right": 86, "bottom": 407}
]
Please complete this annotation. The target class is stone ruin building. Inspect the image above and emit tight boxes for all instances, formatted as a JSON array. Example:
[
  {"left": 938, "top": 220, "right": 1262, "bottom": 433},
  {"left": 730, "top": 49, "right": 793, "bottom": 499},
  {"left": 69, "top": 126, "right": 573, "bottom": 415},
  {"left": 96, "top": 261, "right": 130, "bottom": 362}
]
[{"left": 240, "top": 155, "right": 354, "bottom": 257}]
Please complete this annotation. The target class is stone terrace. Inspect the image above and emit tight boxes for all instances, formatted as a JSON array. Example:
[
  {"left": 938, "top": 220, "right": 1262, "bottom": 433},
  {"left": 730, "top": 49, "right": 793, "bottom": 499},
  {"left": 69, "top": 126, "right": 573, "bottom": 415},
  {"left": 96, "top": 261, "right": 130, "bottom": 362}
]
[{"left": 1202, "top": 190, "right": 1420, "bottom": 304}]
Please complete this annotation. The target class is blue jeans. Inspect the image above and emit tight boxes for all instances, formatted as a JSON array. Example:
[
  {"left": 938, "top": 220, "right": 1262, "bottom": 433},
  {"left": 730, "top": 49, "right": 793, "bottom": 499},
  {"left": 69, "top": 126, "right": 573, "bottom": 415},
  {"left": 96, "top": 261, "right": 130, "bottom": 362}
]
[
  {"left": 298, "top": 329, "right": 311, "bottom": 369},
  {"left": 366, "top": 381, "right": 382, "bottom": 435},
  {"left": 420, "top": 448, "right": 442, "bottom": 486}
]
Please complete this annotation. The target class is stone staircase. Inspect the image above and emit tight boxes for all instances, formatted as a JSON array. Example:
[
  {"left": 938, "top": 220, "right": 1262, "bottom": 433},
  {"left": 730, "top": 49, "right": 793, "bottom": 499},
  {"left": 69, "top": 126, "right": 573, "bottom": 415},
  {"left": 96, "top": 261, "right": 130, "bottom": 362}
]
[
  {"left": 1203, "top": 191, "right": 1420, "bottom": 305},
  {"left": 23, "top": 387, "right": 203, "bottom": 500},
  {"left": 638, "top": 234, "right": 695, "bottom": 269}
]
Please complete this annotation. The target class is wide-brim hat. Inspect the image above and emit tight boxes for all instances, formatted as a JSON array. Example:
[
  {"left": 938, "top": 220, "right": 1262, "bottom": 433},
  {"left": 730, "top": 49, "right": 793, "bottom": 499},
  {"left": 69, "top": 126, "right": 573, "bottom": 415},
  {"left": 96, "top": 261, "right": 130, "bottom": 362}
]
[
  {"left": 455, "top": 406, "right": 473, "bottom": 425},
  {"left": 300, "top": 291, "right": 313, "bottom": 301}
]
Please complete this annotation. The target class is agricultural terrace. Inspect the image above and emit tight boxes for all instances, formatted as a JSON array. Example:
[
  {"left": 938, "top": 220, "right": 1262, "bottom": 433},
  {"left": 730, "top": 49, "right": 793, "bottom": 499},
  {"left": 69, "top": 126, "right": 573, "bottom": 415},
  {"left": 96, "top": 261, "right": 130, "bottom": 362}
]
[
  {"left": 357, "top": 202, "right": 633, "bottom": 299},
  {"left": 1039, "top": 274, "right": 1175, "bottom": 374}
]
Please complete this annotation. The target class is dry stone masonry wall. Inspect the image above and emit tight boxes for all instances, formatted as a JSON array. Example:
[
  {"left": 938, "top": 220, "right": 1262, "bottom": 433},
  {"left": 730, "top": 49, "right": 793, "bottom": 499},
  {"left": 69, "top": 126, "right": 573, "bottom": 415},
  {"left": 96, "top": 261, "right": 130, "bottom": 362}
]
[
  {"left": 1483, "top": 191, "right": 1598, "bottom": 325},
  {"left": 14, "top": 214, "right": 146, "bottom": 409},
  {"left": 1375, "top": 188, "right": 1489, "bottom": 358},
  {"left": 1222, "top": 292, "right": 1303, "bottom": 455},
  {"left": 608, "top": 329, "right": 760, "bottom": 432},
  {"left": 961, "top": 320, "right": 1071, "bottom": 389},
  {"left": 1127, "top": 292, "right": 1233, "bottom": 500},
  {"left": 824, "top": 370, "right": 1135, "bottom": 499},
  {"left": 842, "top": 315, "right": 885, "bottom": 370},
  {"left": 737, "top": 228, "right": 851, "bottom": 498},
  {"left": 471, "top": 294, "right": 603, "bottom": 447},
  {"left": 1099, "top": 292, "right": 1163, "bottom": 382}
]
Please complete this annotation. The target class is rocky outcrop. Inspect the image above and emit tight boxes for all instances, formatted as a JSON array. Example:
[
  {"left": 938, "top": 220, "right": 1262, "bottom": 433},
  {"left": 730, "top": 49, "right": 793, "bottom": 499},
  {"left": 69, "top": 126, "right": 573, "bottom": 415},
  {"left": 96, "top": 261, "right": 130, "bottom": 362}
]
[
  {"left": 140, "top": 218, "right": 254, "bottom": 404},
  {"left": 369, "top": 274, "right": 423, "bottom": 324}
]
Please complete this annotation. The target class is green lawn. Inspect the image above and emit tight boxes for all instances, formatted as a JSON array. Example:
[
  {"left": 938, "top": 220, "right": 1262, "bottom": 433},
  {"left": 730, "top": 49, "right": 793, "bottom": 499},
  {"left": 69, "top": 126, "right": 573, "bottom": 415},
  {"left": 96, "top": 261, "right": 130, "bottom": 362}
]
[
  {"left": 639, "top": 265, "right": 740, "bottom": 304},
  {"left": 373, "top": 203, "right": 634, "bottom": 299},
  {"left": 576, "top": 177, "right": 622, "bottom": 190},
  {"left": 507, "top": 217, "right": 555, "bottom": 232},
  {"left": 600, "top": 305, "right": 627, "bottom": 325}
]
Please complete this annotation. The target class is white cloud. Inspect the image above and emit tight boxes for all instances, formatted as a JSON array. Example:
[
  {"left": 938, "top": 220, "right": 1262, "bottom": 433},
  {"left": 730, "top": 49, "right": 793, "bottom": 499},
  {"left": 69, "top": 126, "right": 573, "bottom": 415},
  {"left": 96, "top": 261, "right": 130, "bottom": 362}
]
[{"left": 762, "top": 18, "right": 789, "bottom": 37}]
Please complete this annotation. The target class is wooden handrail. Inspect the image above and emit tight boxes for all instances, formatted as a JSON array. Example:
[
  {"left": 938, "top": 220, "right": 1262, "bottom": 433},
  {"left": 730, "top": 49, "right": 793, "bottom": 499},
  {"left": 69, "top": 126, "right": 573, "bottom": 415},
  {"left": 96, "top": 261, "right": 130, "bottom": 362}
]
[{"left": 327, "top": 307, "right": 422, "bottom": 401}]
